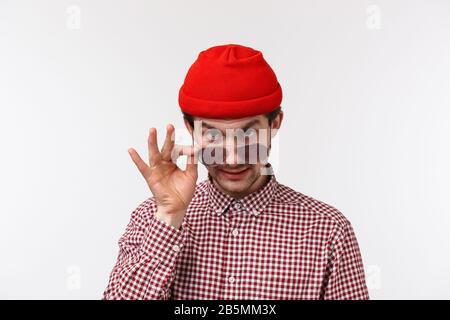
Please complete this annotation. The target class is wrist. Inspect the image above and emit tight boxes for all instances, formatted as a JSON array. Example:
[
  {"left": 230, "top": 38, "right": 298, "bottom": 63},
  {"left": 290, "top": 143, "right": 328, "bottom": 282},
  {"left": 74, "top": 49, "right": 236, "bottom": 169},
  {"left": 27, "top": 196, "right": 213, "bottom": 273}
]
[{"left": 155, "top": 208, "right": 185, "bottom": 230}]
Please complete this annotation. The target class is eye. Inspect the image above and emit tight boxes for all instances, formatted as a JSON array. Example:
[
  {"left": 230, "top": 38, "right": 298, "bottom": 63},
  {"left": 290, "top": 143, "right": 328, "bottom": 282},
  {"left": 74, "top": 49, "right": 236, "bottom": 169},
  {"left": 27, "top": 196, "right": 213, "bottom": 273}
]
[
  {"left": 205, "top": 129, "right": 221, "bottom": 142},
  {"left": 243, "top": 129, "right": 257, "bottom": 138}
]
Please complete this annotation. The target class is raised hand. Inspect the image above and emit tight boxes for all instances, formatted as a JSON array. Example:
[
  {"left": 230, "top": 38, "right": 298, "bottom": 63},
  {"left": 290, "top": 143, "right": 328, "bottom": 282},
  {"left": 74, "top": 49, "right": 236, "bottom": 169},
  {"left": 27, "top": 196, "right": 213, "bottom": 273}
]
[{"left": 128, "top": 124, "right": 198, "bottom": 229}]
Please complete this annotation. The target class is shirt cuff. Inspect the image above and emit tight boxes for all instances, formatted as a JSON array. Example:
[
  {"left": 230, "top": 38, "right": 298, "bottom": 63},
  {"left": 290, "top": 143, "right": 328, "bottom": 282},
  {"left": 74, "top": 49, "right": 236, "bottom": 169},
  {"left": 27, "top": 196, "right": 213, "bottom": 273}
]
[{"left": 140, "top": 215, "right": 186, "bottom": 265}]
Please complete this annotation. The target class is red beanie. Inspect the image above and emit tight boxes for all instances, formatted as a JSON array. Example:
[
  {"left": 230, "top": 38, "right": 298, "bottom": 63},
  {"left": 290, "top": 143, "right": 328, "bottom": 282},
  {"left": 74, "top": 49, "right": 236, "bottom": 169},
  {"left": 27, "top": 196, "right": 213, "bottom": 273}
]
[{"left": 178, "top": 44, "right": 282, "bottom": 119}]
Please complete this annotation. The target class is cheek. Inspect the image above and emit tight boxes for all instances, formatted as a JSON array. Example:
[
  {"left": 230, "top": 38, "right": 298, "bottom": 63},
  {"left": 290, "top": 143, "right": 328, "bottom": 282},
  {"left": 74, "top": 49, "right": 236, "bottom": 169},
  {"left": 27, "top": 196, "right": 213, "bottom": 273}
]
[
  {"left": 254, "top": 164, "right": 268, "bottom": 177},
  {"left": 208, "top": 167, "right": 220, "bottom": 177},
  {"left": 252, "top": 165, "right": 262, "bottom": 176}
]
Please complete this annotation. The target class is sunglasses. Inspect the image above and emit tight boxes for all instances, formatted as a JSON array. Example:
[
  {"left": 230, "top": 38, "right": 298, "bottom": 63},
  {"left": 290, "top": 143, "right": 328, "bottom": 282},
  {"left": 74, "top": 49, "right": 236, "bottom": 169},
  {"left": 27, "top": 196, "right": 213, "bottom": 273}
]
[
  {"left": 191, "top": 128, "right": 272, "bottom": 167},
  {"left": 194, "top": 143, "right": 271, "bottom": 166}
]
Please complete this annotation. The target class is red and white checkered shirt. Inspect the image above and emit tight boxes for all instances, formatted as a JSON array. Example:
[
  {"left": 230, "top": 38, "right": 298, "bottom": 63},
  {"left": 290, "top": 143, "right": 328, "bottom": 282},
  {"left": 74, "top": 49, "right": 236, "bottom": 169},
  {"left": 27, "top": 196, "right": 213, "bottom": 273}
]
[{"left": 103, "top": 168, "right": 369, "bottom": 300}]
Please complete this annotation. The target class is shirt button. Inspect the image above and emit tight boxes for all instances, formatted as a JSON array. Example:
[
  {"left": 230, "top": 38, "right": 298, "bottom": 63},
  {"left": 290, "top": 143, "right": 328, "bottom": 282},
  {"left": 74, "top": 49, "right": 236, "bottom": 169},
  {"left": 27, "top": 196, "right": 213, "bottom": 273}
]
[
  {"left": 228, "top": 276, "right": 235, "bottom": 284},
  {"left": 231, "top": 229, "right": 239, "bottom": 236},
  {"left": 233, "top": 202, "right": 242, "bottom": 210},
  {"left": 172, "top": 244, "right": 181, "bottom": 252}
]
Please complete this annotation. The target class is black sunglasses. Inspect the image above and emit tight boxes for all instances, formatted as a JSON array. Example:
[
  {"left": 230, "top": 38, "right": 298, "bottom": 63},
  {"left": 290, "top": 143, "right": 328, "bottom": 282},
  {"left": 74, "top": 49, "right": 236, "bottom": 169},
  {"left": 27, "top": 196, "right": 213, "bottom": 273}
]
[{"left": 191, "top": 127, "right": 272, "bottom": 167}]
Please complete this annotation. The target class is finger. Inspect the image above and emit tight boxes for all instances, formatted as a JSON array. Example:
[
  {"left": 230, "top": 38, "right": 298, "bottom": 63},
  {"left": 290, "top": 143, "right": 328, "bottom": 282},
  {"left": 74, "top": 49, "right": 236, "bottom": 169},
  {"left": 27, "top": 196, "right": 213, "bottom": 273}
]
[
  {"left": 161, "top": 124, "right": 175, "bottom": 160},
  {"left": 169, "top": 144, "right": 191, "bottom": 163},
  {"left": 186, "top": 150, "right": 198, "bottom": 178},
  {"left": 169, "top": 144, "right": 195, "bottom": 163},
  {"left": 177, "top": 144, "right": 199, "bottom": 176},
  {"left": 148, "top": 128, "right": 162, "bottom": 166},
  {"left": 128, "top": 148, "right": 149, "bottom": 176}
]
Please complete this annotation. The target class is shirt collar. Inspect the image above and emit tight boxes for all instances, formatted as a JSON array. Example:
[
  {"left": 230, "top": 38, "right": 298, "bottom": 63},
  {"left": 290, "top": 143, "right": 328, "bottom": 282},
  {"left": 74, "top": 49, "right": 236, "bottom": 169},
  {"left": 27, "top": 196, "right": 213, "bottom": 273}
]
[{"left": 207, "top": 163, "right": 278, "bottom": 217}]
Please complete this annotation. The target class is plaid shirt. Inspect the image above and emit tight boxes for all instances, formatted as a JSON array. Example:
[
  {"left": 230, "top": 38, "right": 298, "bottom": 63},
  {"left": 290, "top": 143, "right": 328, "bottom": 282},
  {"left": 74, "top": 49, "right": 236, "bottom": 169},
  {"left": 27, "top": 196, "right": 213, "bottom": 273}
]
[{"left": 103, "top": 166, "right": 369, "bottom": 300}]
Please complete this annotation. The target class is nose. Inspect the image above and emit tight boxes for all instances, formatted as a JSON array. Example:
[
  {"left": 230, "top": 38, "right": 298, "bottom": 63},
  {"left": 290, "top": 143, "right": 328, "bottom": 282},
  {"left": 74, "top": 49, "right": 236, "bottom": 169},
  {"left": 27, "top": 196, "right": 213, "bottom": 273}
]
[
  {"left": 224, "top": 144, "right": 239, "bottom": 165},
  {"left": 223, "top": 137, "right": 250, "bottom": 165}
]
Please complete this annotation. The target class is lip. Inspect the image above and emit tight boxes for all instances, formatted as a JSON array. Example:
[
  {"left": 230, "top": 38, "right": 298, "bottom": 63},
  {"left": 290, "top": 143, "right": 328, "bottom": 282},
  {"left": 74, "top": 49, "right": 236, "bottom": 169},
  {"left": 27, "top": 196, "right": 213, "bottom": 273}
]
[{"left": 219, "top": 167, "right": 250, "bottom": 180}]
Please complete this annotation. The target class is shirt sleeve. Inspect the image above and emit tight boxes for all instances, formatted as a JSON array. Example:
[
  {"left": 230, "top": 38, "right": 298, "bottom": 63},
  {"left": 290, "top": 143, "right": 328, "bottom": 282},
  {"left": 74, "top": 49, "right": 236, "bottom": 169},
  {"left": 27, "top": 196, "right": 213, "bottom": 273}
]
[
  {"left": 102, "top": 198, "right": 186, "bottom": 300},
  {"left": 322, "top": 221, "right": 369, "bottom": 300}
]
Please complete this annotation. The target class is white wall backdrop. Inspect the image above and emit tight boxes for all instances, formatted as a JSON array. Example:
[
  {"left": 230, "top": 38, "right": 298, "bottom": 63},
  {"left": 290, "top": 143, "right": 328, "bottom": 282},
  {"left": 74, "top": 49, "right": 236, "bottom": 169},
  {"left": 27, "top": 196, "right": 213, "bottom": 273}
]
[{"left": 0, "top": 0, "right": 449, "bottom": 299}]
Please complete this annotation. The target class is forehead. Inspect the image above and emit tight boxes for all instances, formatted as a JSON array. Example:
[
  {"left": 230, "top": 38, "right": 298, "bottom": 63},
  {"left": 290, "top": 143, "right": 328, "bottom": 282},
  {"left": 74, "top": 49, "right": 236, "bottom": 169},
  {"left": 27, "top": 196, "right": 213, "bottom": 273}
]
[{"left": 194, "top": 114, "right": 266, "bottom": 129}]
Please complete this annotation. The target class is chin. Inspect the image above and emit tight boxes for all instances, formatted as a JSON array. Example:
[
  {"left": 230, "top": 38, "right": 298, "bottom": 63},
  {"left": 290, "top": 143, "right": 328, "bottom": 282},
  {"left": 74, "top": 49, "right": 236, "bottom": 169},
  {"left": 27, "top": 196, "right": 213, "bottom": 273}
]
[{"left": 218, "top": 178, "right": 249, "bottom": 193}]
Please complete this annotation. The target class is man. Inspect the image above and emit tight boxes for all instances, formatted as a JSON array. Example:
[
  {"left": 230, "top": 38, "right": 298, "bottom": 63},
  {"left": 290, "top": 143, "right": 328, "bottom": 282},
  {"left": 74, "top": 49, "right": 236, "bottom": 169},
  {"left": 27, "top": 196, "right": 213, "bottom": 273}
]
[{"left": 102, "top": 44, "right": 369, "bottom": 300}]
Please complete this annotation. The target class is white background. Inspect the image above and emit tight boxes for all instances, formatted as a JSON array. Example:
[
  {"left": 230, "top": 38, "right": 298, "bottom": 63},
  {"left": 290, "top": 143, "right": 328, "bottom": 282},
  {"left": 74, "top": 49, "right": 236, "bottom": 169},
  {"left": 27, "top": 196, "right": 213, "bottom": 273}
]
[{"left": 1, "top": 0, "right": 449, "bottom": 299}]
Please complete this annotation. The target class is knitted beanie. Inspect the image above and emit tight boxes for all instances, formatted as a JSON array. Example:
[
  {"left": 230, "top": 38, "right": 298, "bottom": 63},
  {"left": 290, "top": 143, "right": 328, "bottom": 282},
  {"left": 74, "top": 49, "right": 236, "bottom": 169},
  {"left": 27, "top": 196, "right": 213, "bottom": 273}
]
[{"left": 178, "top": 43, "right": 282, "bottom": 118}]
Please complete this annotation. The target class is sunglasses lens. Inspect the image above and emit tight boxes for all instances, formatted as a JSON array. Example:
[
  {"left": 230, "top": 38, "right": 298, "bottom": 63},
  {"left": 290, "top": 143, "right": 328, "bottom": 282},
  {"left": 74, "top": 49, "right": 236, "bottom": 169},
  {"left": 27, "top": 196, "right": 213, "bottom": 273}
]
[
  {"left": 196, "top": 144, "right": 269, "bottom": 166},
  {"left": 236, "top": 144, "right": 269, "bottom": 164},
  {"left": 197, "top": 146, "right": 225, "bottom": 166}
]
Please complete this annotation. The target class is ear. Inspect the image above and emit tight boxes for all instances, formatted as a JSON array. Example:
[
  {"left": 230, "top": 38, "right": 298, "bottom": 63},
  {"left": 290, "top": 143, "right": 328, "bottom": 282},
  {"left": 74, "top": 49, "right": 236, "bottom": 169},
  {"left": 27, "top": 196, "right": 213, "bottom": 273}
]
[{"left": 270, "top": 111, "right": 284, "bottom": 138}]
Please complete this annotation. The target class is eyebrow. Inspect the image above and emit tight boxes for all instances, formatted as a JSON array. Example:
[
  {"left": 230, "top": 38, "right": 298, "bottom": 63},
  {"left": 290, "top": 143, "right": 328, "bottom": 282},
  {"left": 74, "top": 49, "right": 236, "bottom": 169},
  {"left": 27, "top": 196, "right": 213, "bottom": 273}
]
[{"left": 201, "top": 119, "right": 261, "bottom": 131}]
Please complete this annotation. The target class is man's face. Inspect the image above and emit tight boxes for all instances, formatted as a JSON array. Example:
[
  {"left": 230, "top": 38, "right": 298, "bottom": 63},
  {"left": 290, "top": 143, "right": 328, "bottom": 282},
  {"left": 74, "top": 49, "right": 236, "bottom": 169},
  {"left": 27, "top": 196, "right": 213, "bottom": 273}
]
[{"left": 185, "top": 114, "right": 280, "bottom": 196}]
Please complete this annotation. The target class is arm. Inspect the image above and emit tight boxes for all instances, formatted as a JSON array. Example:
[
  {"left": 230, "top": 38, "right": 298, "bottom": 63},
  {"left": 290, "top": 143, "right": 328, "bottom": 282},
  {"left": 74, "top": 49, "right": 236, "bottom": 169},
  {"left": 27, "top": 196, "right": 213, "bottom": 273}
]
[
  {"left": 102, "top": 124, "right": 197, "bottom": 299},
  {"left": 102, "top": 198, "right": 186, "bottom": 300},
  {"left": 322, "top": 221, "right": 369, "bottom": 300}
]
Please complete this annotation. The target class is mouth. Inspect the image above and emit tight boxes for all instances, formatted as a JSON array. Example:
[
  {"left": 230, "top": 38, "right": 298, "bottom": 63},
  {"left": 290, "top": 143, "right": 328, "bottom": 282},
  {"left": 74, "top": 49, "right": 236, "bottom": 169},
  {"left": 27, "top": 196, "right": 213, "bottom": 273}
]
[{"left": 218, "top": 167, "right": 250, "bottom": 180}]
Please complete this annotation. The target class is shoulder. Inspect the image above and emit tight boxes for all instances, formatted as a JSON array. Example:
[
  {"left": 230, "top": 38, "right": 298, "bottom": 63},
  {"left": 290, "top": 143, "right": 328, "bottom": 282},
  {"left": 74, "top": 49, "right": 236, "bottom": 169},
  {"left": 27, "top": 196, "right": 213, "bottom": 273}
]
[
  {"left": 272, "top": 181, "right": 351, "bottom": 231},
  {"left": 127, "top": 196, "right": 158, "bottom": 229},
  {"left": 192, "top": 178, "right": 211, "bottom": 199}
]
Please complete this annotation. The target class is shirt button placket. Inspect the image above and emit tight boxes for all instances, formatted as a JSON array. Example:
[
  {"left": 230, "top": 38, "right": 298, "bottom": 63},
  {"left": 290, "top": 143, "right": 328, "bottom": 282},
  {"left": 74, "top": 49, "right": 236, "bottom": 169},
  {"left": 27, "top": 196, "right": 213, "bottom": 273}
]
[{"left": 224, "top": 204, "right": 241, "bottom": 298}]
